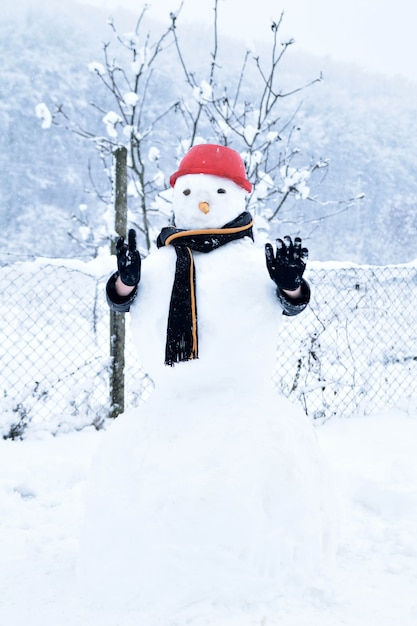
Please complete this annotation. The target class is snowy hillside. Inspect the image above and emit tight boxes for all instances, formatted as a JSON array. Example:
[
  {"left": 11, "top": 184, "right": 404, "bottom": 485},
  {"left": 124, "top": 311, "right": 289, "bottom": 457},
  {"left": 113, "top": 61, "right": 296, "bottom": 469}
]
[{"left": 1, "top": 0, "right": 417, "bottom": 264}]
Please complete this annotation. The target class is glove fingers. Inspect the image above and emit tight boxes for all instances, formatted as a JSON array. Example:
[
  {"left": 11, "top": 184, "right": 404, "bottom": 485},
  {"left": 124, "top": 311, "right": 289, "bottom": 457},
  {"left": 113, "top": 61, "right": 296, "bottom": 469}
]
[
  {"left": 293, "top": 237, "right": 302, "bottom": 260},
  {"left": 265, "top": 244, "right": 276, "bottom": 280},
  {"left": 283, "top": 235, "right": 293, "bottom": 255},
  {"left": 116, "top": 236, "right": 125, "bottom": 254},
  {"left": 128, "top": 228, "right": 137, "bottom": 253},
  {"left": 276, "top": 237, "right": 285, "bottom": 251},
  {"left": 265, "top": 243, "right": 274, "bottom": 264},
  {"left": 267, "top": 235, "right": 307, "bottom": 291},
  {"left": 274, "top": 238, "right": 285, "bottom": 263}
]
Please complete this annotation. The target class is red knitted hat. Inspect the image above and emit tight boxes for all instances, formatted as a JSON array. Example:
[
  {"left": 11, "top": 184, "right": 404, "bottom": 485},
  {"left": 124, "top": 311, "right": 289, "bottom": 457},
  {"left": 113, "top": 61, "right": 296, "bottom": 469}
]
[{"left": 169, "top": 144, "right": 252, "bottom": 192}]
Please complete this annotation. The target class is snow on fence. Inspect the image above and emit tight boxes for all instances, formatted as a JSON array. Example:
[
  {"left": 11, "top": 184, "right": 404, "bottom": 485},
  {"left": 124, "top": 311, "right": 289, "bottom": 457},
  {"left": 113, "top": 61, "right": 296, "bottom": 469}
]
[
  {"left": 0, "top": 258, "right": 149, "bottom": 439},
  {"left": 274, "top": 261, "right": 417, "bottom": 419},
  {"left": 1, "top": 258, "right": 417, "bottom": 437}
]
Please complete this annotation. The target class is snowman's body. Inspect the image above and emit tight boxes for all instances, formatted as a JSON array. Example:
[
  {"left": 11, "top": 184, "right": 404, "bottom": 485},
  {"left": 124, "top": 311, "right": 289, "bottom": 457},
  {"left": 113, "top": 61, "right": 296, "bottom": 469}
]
[
  {"left": 78, "top": 150, "right": 337, "bottom": 613},
  {"left": 130, "top": 237, "right": 281, "bottom": 395}
]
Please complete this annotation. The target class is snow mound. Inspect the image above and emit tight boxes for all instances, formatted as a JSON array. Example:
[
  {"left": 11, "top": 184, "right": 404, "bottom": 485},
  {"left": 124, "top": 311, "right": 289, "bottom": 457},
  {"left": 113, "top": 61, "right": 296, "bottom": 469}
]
[{"left": 77, "top": 388, "right": 337, "bottom": 612}]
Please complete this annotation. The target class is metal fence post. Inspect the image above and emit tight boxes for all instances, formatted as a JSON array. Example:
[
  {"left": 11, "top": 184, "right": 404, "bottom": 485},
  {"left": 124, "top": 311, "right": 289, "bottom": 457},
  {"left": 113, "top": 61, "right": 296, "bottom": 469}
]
[{"left": 109, "top": 146, "right": 128, "bottom": 418}]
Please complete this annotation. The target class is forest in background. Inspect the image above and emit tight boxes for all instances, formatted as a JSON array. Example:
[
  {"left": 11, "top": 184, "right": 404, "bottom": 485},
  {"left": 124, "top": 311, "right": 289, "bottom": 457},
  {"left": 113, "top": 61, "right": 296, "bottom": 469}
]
[{"left": 1, "top": 0, "right": 417, "bottom": 265}]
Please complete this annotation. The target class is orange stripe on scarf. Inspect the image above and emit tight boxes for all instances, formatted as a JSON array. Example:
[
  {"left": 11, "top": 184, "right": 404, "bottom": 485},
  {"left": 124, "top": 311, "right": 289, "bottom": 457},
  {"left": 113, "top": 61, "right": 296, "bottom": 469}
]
[
  {"left": 187, "top": 246, "right": 198, "bottom": 359},
  {"left": 164, "top": 220, "right": 254, "bottom": 246}
]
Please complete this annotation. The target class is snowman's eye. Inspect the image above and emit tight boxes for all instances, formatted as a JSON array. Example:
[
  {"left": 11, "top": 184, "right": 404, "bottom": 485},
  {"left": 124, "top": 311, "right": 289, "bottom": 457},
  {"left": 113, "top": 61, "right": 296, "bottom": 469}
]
[
  {"left": 217, "top": 188, "right": 226, "bottom": 194},
  {"left": 183, "top": 189, "right": 191, "bottom": 196}
]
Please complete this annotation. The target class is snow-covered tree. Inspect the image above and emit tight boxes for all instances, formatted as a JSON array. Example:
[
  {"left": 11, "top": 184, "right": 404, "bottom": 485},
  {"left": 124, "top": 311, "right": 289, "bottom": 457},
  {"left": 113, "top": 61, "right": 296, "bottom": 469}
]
[{"left": 48, "top": 0, "right": 334, "bottom": 254}]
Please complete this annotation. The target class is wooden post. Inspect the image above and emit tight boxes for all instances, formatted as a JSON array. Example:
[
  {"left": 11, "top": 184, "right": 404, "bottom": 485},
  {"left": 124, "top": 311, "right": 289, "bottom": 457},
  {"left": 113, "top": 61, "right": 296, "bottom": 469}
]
[{"left": 109, "top": 146, "right": 128, "bottom": 418}]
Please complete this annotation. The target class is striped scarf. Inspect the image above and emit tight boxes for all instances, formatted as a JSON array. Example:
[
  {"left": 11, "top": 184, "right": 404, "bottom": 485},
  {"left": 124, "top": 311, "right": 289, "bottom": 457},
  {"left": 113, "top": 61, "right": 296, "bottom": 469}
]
[{"left": 156, "top": 211, "right": 254, "bottom": 366}]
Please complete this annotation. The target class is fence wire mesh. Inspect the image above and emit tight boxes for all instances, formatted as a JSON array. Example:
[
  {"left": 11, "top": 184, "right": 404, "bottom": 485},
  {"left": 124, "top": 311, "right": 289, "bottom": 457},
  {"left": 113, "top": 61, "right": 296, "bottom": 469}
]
[
  {"left": 0, "top": 260, "right": 148, "bottom": 438},
  {"left": 1, "top": 259, "right": 416, "bottom": 436},
  {"left": 274, "top": 263, "right": 417, "bottom": 419}
]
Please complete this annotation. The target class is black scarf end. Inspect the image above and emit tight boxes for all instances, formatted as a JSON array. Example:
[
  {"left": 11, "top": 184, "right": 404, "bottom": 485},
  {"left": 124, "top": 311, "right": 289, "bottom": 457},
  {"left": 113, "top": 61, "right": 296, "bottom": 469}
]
[
  {"left": 165, "top": 324, "right": 198, "bottom": 366},
  {"left": 164, "top": 353, "right": 199, "bottom": 367}
]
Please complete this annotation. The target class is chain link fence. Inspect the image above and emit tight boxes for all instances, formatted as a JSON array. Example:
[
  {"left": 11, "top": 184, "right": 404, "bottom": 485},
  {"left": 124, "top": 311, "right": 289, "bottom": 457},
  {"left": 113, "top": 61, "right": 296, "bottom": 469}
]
[
  {"left": 0, "top": 259, "right": 150, "bottom": 438},
  {"left": 274, "top": 263, "right": 417, "bottom": 419},
  {"left": 1, "top": 258, "right": 416, "bottom": 437}
]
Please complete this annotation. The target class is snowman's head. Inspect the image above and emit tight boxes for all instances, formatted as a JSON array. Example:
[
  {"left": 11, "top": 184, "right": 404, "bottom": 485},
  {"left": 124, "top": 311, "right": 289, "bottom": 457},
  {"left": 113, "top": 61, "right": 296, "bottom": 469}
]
[
  {"left": 172, "top": 173, "right": 248, "bottom": 230},
  {"left": 170, "top": 144, "right": 252, "bottom": 230}
]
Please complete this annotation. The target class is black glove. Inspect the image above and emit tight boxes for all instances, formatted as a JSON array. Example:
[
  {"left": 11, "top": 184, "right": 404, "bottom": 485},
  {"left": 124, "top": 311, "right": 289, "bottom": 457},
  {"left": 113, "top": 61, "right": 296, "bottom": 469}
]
[
  {"left": 116, "top": 228, "right": 141, "bottom": 286},
  {"left": 265, "top": 236, "right": 308, "bottom": 291}
]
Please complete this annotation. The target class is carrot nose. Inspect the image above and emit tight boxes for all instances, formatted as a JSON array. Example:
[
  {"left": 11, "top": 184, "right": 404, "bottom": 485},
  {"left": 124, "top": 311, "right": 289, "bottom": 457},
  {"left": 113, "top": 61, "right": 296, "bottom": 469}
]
[{"left": 198, "top": 201, "right": 210, "bottom": 214}]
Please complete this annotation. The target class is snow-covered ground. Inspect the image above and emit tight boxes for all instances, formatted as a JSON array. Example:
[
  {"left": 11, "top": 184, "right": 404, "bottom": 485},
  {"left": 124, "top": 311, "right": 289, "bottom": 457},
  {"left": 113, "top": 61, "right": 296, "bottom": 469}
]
[{"left": 1, "top": 401, "right": 416, "bottom": 626}]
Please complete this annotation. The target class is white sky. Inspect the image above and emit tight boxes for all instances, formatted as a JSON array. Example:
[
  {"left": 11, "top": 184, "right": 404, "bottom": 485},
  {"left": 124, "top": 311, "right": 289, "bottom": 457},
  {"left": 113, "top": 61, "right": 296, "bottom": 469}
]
[{"left": 76, "top": 0, "right": 417, "bottom": 83}]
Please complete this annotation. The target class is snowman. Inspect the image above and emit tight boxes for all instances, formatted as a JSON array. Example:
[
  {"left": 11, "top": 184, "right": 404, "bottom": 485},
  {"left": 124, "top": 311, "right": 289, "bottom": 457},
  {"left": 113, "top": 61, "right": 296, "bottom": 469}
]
[
  {"left": 78, "top": 145, "right": 336, "bottom": 614},
  {"left": 106, "top": 143, "right": 310, "bottom": 391}
]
